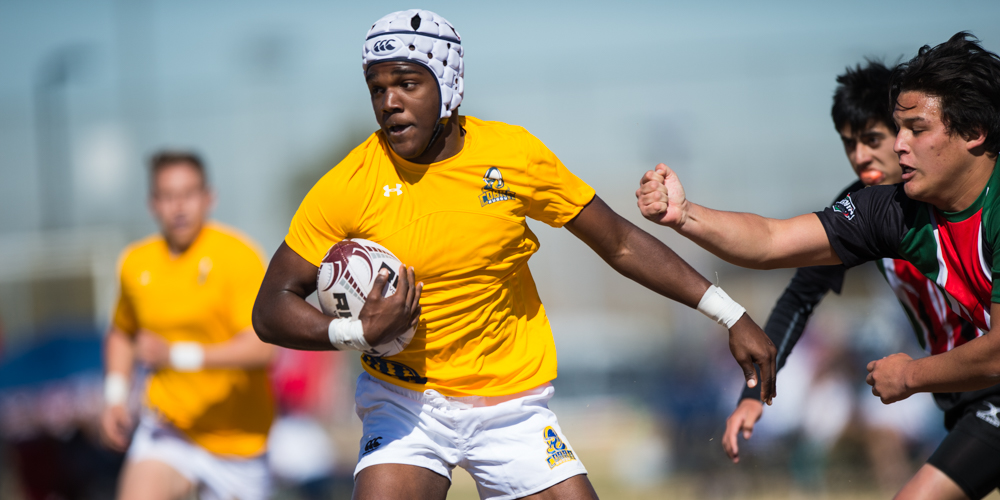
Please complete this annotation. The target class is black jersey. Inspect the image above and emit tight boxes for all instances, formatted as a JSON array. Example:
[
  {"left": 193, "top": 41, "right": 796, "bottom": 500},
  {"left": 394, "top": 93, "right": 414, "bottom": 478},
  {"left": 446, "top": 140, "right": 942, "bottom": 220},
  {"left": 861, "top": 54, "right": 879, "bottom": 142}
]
[{"left": 742, "top": 172, "right": 1000, "bottom": 424}]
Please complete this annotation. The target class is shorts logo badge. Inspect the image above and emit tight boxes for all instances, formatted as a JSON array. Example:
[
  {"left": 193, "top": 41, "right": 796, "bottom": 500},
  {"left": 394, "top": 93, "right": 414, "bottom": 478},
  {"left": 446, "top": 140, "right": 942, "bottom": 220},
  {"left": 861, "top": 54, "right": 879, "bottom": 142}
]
[
  {"left": 976, "top": 402, "right": 1000, "bottom": 427},
  {"left": 384, "top": 184, "right": 403, "bottom": 197},
  {"left": 480, "top": 167, "right": 516, "bottom": 207},
  {"left": 363, "top": 436, "right": 383, "bottom": 455},
  {"left": 832, "top": 194, "right": 857, "bottom": 221},
  {"left": 542, "top": 426, "right": 576, "bottom": 469}
]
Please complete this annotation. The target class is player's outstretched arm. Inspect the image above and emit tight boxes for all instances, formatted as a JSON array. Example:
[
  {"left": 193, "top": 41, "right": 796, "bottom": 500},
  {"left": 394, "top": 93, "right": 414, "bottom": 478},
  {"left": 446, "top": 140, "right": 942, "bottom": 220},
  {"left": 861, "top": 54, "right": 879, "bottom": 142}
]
[
  {"left": 101, "top": 328, "right": 134, "bottom": 451},
  {"left": 565, "top": 195, "right": 777, "bottom": 403},
  {"left": 722, "top": 265, "right": 844, "bottom": 462},
  {"left": 201, "top": 331, "right": 275, "bottom": 368},
  {"left": 132, "top": 330, "right": 275, "bottom": 370},
  {"left": 636, "top": 164, "right": 840, "bottom": 270},
  {"left": 252, "top": 243, "right": 420, "bottom": 351},
  {"left": 868, "top": 302, "right": 1000, "bottom": 402}
]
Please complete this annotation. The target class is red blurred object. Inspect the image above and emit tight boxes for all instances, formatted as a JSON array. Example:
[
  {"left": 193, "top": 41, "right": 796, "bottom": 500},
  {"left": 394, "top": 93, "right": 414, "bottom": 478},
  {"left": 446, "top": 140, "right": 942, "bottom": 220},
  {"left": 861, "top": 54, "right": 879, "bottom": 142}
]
[
  {"left": 270, "top": 348, "right": 342, "bottom": 417},
  {"left": 860, "top": 169, "right": 885, "bottom": 185}
]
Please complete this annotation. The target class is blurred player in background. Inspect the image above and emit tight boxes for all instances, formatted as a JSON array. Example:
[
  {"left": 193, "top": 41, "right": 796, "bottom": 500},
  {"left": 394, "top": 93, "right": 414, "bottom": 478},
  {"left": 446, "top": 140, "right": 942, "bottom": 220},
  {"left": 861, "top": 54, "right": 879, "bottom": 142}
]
[
  {"left": 253, "top": 9, "right": 776, "bottom": 500},
  {"left": 101, "top": 151, "right": 276, "bottom": 500},
  {"left": 720, "top": 59, "right": 1000, "bottom": 494},
  {"left": 638, "top": 32, "right": 1000, "bottom": 499}
]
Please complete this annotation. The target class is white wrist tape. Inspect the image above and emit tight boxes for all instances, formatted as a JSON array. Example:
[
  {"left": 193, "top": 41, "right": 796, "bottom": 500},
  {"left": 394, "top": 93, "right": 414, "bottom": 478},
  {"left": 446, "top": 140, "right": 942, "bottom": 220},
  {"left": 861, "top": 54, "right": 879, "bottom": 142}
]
[
  {"left": 104, "top": 373, "right": 129, "bottom": 406},
  {"left": 697, "top": 285, "right": 747, "bottom": 329},
  {"left": 328, "top": 318, "right": 371, "bottom": 352},
  {"left": 169, "top": 342, "right": 204, "bottom": 371}
]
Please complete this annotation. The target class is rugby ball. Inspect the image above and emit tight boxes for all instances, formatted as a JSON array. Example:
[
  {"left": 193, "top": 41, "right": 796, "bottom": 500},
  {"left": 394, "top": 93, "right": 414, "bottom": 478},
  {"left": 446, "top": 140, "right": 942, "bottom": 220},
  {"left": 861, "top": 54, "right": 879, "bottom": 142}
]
[{"left": 317, "top": 239, "right": 415, "bottom": 357}]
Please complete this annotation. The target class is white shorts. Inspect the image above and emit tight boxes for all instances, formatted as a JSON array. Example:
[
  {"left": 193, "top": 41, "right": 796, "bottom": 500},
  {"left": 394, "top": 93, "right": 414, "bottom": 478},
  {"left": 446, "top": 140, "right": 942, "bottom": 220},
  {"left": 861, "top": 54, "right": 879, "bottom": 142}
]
[
  {"left": 354, "top": 373, "right": 587, "bottom": 500},
  {"left": 127, "top": 415, "right": 271, "bottom": 500}
]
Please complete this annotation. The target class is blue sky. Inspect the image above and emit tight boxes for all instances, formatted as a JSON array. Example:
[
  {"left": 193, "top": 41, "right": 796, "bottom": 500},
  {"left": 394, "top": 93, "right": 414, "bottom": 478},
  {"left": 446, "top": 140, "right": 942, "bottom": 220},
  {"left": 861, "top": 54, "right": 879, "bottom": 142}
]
[
  {"left": 1, "top": 0, "right": 998, "bottom": 246},
  {"left": 1, "top": 0, "right": 998, "bottom": 362}
]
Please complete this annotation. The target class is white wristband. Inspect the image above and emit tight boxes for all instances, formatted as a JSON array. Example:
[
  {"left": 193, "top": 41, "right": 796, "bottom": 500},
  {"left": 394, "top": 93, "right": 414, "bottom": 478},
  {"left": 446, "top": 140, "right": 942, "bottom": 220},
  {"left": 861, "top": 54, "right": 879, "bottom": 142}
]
[
  {"left": 328, "top": 318, "right": 372, "bottom": 352},
  {"left": 104, "top": 373, "right": 129, "bottom": 406},
  {"left": 169, "top": 342, "right": 205, "bottom": 371},
  {"left": 697, "top": 285, "right": 747, "bottom": 329}
]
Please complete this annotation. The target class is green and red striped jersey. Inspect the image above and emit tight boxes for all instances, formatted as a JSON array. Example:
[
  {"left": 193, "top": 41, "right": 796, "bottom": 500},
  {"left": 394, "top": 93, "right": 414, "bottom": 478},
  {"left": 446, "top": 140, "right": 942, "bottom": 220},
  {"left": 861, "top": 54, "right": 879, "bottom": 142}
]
[{"left": 818, "top": 159, "right": 1000, "bottom": 354}]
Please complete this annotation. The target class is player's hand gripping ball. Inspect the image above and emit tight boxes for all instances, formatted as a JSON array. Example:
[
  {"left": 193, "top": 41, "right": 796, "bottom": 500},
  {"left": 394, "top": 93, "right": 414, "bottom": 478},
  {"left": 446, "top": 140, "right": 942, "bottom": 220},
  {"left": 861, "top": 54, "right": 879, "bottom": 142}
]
[{"left": 317, "top": 239, "right": 415, "bottom": 357}]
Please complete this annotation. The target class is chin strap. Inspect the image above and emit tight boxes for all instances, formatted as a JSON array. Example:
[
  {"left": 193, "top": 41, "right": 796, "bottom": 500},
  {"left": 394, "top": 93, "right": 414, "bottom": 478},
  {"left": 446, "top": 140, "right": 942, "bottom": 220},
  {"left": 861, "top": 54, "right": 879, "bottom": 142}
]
[{"left": 420, "top": 118, "right": 448, "bottom": 157}]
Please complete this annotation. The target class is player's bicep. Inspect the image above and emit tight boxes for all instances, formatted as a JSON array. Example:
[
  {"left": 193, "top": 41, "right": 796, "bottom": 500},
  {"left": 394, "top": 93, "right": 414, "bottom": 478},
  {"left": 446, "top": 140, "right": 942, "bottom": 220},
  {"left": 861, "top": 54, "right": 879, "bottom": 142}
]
[
  {"left": 764, "top": 214, "right": 841, "bottom": 268},
  {"left": 816, "top": 185, "right": 908, "bottom": 267},
  {"left": 104, "top": 327, "right": 135, "bottom": 374},
  {"left": 259, "top": 242, "right": 320, "bottom": 303},
  {"left": 564, "top": 195, "right": 624, "bottom": 256}
]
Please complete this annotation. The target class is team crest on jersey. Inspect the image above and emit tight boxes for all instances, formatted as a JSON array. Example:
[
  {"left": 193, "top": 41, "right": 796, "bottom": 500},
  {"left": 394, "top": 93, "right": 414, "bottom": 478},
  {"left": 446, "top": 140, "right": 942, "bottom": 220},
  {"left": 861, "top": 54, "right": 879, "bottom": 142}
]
[
  {"left": 480, "top": 167, "right": 517, "bottom": 206},
  {"left": 832, "top": 194, "right": 857, "bottom": 221},
  {"left": 542, "top": 426, "right": 576, "bottom": 469},
  {"left": 197, "top": 257, "right": 212, "bottom": 285}
]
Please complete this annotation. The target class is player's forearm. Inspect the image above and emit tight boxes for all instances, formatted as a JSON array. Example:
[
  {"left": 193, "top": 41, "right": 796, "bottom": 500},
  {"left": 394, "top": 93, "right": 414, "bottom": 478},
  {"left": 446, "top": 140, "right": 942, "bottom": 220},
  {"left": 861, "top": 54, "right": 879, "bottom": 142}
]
[
  {"left": 104, "top": 328, "right": 134, "bottom": 376},
  {"left": 254, "top": 243, "right": 343, "bottom": 351},
  {"left": 567, "top": 196, "right": 710, "bottom": 308},
  {"left": 202, "top": 331, "right": 276, "bottom": 368},
  {"left": 676, "top": 203, "right": 788, "bottom": 269},
  {"left": 252, "top": 290, "right": 339, "bottom": 351},
  {"left": 607, "top": 225, "right": 712, "bottom": 308},
  {"left": 904, "top": 332, "right": 1000, "bottom": 393},
  {"left": 677, "top": 204, "right": 838, "bottom": 270}
]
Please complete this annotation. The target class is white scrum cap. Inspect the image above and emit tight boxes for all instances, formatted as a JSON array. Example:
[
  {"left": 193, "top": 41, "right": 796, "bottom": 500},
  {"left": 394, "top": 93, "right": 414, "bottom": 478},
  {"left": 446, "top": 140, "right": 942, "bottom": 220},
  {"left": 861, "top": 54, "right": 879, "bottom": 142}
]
[{"left": 363, "top": 9, "right": 464, "bottom": 121}]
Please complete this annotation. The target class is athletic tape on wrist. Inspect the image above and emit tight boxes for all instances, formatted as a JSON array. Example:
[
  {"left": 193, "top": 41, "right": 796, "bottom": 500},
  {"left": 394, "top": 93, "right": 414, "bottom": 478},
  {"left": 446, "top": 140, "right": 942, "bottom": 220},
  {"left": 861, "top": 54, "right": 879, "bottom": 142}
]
[
  {"left": 104, "top": 373, "right": 129, "bottom": 406},
  {"left": 328, "top": 318, "right": 372, "bottom": 352},
  {"left": 697, "top": 285, "right": 746, "bottom": 329},
  {"left": 169, "top": 342, "right": 204, "bottom": 371}
]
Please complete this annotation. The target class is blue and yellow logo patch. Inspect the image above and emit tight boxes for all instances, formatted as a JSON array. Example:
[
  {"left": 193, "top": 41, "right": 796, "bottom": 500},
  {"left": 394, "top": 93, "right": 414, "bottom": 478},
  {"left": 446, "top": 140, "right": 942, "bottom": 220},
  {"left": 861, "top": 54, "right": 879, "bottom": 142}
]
[
  {"left": 543, "top": 426, "right": 576, "bottom": 469},
  {"left": 361, "top": 354, "right": 428, "bottom": 384},
  {"left": 480, "top": 167, "right": 516, "bottom": 206}
]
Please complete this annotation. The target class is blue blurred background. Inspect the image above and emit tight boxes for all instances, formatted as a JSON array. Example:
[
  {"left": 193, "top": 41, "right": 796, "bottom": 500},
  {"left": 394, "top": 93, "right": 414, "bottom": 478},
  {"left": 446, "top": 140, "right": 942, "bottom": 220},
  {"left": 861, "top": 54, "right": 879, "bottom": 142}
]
[{"left": 1, "top": 1, "right": 998, "bottom": 498}]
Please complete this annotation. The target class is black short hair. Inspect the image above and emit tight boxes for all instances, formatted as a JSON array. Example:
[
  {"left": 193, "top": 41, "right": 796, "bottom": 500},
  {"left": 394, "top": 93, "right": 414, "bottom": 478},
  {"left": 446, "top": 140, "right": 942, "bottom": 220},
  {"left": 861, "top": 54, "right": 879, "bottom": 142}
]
[
  {"left": 149, "top": 150, "right": 208, "bottom": 191},
  {"left": 832, "top": 60, "right": 896, "bottom": 134},
  {"left": 891, "top": 31, "right": 1000, "bottom": 155}
]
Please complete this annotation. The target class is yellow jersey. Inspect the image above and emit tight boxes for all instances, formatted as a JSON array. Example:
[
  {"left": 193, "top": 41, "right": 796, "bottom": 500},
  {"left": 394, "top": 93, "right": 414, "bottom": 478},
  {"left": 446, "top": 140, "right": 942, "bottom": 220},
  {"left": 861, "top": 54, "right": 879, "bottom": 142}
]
[
  {"left": 286, "top": 116, "right": 596, "bottom": 397},
  {"left": 113, "top": 223, "right": 274, "bottom": 457}
]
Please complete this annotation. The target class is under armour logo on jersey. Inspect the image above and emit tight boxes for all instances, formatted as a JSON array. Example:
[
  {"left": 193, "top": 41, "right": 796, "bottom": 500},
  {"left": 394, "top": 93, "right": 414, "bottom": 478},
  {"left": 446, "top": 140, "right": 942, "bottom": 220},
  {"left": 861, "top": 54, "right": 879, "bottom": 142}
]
[
  {"left": 383, "top": 184, "right": 403, "bottom": 197},
  {"left": 977, "top": 402, "right": 1000, "bottom": 427}
]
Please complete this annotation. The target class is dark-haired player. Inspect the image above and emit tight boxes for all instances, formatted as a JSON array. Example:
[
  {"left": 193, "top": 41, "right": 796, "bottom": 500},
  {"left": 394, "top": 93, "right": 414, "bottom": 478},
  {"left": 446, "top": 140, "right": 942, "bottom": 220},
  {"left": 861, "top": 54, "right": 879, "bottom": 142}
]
[
  {"left": 639, "top": 32, "right": 1000, "bottom": 499},
  {"left": 101, "top": 151, "right": 275, "bottom": 500},
  {"left": 721, "top": 58, "right": 1000, "bottom": 495},
  {"left": 253, "top": 9, "right": 776, "bottom": 500}
]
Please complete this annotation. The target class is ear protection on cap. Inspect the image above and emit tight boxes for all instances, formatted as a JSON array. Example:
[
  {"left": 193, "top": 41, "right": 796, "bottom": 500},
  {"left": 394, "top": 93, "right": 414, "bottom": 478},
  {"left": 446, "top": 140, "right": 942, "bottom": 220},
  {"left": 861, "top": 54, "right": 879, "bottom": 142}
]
[{"left": 363, "top": 9, "right": 464, "bottom": 122}]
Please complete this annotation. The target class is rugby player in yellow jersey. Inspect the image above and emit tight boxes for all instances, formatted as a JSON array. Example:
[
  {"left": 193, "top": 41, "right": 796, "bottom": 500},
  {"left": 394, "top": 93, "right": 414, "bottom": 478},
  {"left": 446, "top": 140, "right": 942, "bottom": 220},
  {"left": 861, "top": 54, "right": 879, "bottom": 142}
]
[
  {"left": 101, "top": 151, "right": 276, "bottom": 500},
  {"left": 253, "top": 9, "right": 777, "bottom": 500}
]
